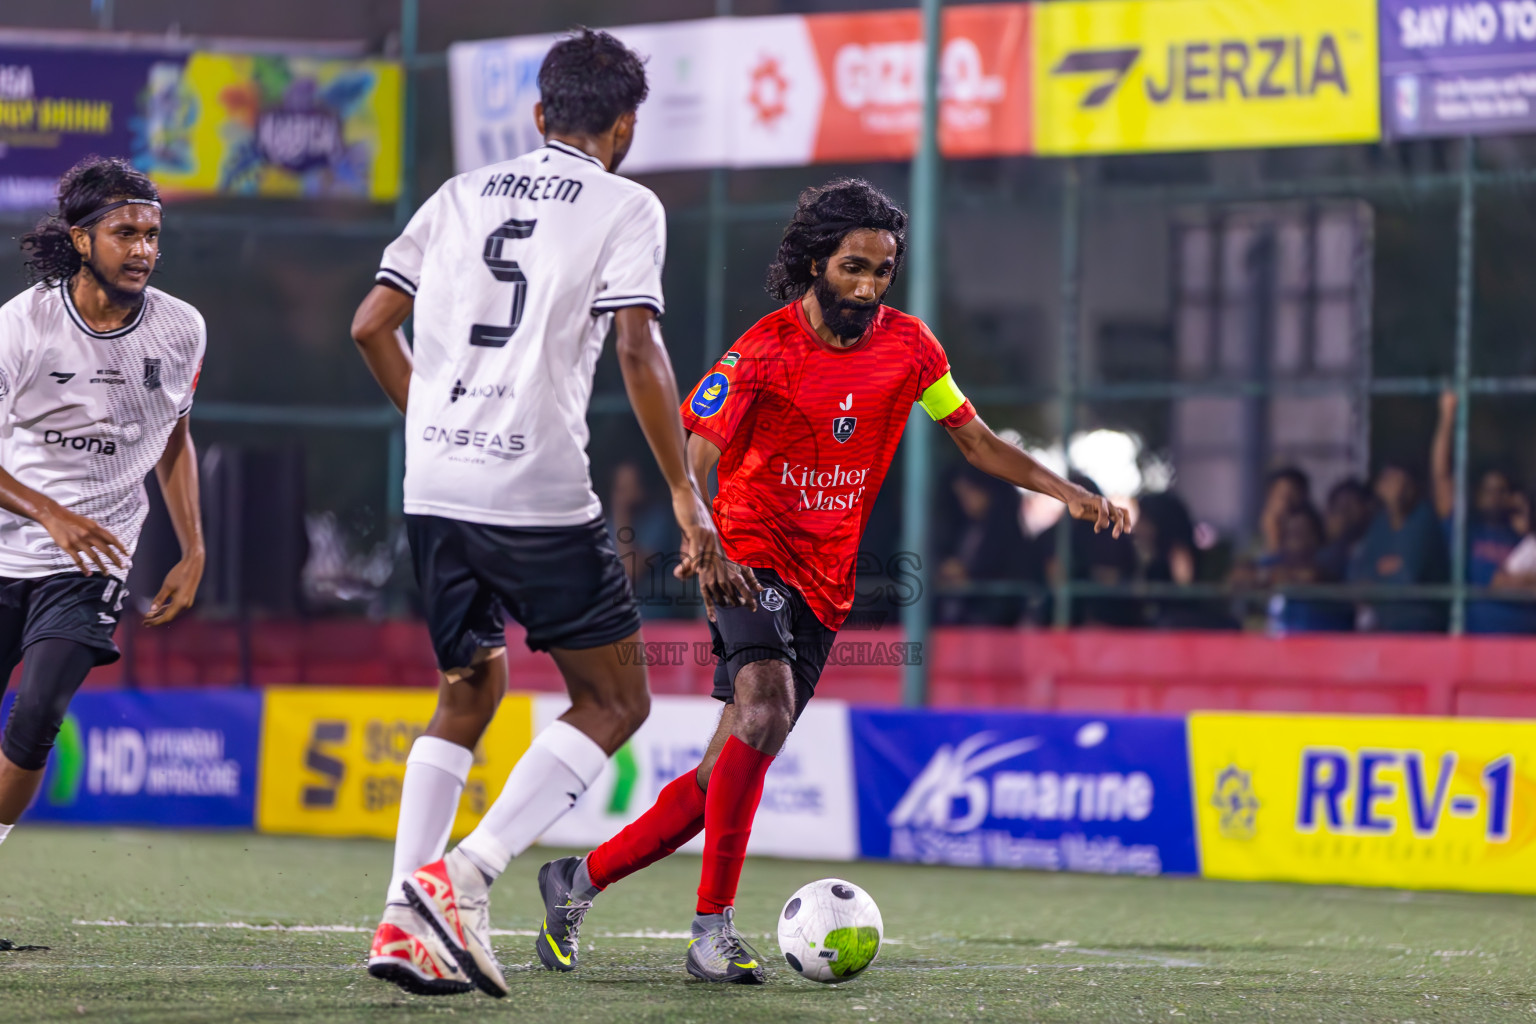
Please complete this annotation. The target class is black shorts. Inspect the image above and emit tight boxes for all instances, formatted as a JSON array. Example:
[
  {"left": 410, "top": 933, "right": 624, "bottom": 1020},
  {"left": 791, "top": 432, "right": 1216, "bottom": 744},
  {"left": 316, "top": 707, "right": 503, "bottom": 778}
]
[
  {"left": 0, "top": 572, "right": 126, "bottom": 673},
  {"left": 407, "top": 513, "right": 641, "bottom": 671},
  {"left": 709, "top": 567, "right": 837, "bottom": 723}
]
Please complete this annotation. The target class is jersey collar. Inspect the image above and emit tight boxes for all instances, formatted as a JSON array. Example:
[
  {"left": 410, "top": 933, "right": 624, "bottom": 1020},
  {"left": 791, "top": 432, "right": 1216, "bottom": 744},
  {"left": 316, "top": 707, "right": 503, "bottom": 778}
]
[
  {"left": 59, "top": 281, "right": 148, "bottom": 339},
  {"left": 542, "top": 140, "right": 607, "bottom": 170}
]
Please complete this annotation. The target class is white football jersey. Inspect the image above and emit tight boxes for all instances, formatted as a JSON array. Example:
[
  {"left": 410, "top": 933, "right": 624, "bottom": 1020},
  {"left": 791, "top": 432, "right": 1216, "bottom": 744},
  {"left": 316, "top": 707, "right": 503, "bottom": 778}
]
[
  {"left": 0, "top": 283, "right": 205, "bottom": 579},
  {"left": 380, "top": 140, "right": 666, "bottom": 527}
]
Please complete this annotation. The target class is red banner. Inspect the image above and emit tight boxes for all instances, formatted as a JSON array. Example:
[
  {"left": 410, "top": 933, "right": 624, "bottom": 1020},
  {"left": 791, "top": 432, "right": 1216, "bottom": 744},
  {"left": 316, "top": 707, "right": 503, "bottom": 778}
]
[{"left": 805, "top": 4, "right": 1032, "bottom": 163}]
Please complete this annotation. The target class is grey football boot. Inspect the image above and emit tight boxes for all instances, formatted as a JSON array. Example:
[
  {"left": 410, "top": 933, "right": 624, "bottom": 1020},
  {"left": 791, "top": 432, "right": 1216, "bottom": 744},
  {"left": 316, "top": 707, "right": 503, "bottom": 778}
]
[
  {"left": 536, "top": 856, "right": 596, "bottom": 972},
  {"left": 685, "top": 907, "right": 766, "bottom": 984}
]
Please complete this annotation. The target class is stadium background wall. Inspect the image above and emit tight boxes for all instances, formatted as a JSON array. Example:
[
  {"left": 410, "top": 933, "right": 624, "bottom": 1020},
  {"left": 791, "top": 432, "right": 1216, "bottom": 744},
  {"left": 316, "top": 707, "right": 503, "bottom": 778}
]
[{"left": 11, "top": 689, "right": 1530, "bottom": 895}]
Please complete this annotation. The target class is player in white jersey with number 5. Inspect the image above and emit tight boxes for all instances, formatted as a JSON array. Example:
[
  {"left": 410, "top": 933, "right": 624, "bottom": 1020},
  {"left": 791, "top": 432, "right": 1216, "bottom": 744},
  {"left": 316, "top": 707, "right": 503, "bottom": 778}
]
[
  {"left": 352, "top": 29, "right": 756, "bottom": 998},
  {"left": 0, "top": 157, "right": 206, "bottom": 854}
]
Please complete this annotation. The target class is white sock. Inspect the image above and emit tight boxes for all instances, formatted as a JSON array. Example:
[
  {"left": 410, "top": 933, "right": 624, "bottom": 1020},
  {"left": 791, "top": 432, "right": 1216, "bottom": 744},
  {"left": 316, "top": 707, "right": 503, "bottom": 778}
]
[
  {"left": 388, "top": 736, "right": 474, "bottom": 901},
  {"left": 0, "top": 822, "right": 12, "bottom": 847},
  {"left": 456, "top": 720, "right": 607, "bottom": 882}
]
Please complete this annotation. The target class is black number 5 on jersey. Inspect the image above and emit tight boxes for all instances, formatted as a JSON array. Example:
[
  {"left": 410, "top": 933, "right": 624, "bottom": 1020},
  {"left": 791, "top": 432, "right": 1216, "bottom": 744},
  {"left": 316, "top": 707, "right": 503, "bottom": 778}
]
[{"left": 470, "top": 217, "right": 536, "bottom": 348}]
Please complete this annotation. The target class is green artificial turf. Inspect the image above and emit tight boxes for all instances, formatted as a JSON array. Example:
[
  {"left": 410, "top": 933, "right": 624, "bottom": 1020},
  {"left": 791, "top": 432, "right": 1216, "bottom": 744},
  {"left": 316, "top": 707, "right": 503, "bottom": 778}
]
[{"left": 0, "top": 827, "right": 1531, "bottom": 1022}]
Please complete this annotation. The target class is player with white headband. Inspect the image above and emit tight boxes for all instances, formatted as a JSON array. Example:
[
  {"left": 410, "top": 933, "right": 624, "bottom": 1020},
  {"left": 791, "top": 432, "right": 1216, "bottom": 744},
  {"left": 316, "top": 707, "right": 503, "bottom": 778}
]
[{"left": 0, "top": 155, "right": 207, "bottom": 853}]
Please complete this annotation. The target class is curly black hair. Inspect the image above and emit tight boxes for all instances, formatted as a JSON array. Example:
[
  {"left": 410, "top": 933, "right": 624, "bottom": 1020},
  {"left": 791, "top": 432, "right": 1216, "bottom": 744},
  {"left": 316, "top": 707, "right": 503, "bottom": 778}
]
[
  {"left": 539, "top": 27, "right": 649, "bottom": 135},
  {"left": 20, "top": 155, "right": 159, "bottom": 288},
  {"left": 765, "top": 178, "right": 907, "bottom": 302}
]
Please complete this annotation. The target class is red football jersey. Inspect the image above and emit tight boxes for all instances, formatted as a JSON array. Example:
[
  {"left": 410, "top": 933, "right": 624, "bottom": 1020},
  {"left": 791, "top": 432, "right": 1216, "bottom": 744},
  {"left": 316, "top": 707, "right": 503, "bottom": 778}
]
[{"left": 681, "top": 300, "right": 976, "bottom": 630}]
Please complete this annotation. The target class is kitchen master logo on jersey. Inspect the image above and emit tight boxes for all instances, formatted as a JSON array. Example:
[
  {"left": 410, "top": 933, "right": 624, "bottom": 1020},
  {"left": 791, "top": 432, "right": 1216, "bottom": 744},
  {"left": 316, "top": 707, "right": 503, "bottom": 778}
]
[{"left": 690, "top": 372, "right": 730, "bottom": 418}]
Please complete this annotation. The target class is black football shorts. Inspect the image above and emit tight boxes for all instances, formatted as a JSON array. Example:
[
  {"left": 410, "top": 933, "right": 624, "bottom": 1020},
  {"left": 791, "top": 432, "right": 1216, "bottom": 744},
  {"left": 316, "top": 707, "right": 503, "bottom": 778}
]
[
  {"left": 407, "top": 513, "right": 641, "bottom": 671},
  {"left": 708, "top": 567, "right": 836, "bottom": 723}
]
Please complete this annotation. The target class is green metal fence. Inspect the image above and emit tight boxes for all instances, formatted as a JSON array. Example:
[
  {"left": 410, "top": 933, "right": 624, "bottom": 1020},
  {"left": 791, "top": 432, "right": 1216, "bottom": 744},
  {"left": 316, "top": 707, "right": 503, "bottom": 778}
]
[{"left": 8, "top": 1, "right": 1534, "bottom": 708}]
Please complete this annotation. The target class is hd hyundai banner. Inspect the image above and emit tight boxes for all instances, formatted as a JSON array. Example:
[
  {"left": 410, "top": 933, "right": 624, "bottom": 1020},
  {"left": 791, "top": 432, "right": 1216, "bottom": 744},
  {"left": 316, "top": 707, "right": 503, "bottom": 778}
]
[
  {"left": 2, "top": 690, "right": 262, "bottom": 828},
  {"left": 1381, "top": 0, "right": 1536, "bottom": 138},
  {"left": 852, "top": 708, "right": 1199, "bottom": 875}
]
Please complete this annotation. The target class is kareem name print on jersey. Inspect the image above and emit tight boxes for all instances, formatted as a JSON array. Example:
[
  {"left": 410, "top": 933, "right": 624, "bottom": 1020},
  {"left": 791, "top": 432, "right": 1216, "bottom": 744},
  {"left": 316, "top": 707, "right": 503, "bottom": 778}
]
[{"left": 691, "top": 372, "right": 730, "bottom": 418}]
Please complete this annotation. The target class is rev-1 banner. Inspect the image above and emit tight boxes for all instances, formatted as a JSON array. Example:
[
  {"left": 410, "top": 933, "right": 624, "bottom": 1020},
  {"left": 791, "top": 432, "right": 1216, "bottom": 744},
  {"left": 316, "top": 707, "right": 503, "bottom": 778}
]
[{"left": 852, "top": 708, "right": 1199, "bottom": 875}]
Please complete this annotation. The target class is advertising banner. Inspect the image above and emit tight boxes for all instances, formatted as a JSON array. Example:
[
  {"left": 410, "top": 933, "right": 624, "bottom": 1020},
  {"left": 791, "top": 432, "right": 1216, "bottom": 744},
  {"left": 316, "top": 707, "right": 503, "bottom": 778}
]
[
  {"left": 448, "top": 6, "right": 1032, "bottom": 175},
  {"left": 1033, "top": 0, "right": 1380, "bottom": 154},
  {"left": 534, "top": 694, "right": 858, "bottom": 861},
  {"left": 139, "top": 53, "right": 402, "bottom": 201},
  {"left": 4, "top": 689, "right": 261, "bottom": 827},
  {"left": 1381, "top": 1, "right": 1536, "bottom": 138},
  {"left": 852, "top": 709, "right": 1198, "bottom": 875},
  {"left": 0, "top": 47, "right": 169, "bottom": 212},
  {"left": 256, "top": 688, "right": 532, "bottom": 840},
  {"left": 1190, "top": 712, "right": 1535, "bottom": 893}
]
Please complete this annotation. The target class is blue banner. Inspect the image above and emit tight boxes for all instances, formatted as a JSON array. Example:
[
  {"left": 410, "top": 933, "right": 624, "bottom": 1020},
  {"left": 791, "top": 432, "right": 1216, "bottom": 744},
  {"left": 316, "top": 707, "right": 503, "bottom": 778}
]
[
  {"left": 1, "top": 689, "right": 261, "bottom": 827},
  {"left": 851, "top": 708, "right": 1198, "bottom": 875},
  {"left": 1381, "top": 0, "right": 1536, "bottom": 138}
]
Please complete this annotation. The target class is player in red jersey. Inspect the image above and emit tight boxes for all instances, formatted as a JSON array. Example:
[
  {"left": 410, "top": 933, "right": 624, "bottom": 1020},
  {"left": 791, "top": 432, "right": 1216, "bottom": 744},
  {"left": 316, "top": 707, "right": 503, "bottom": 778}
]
[{"left": 532, "top": 179, "right": 1130, "bottom": 982}]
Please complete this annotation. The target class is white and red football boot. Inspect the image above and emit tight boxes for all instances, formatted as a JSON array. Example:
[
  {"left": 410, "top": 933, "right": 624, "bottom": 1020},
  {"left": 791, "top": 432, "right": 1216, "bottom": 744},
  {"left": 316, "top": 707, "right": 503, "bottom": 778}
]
[
  {"left": 367, "top": 901, "right": 473, "bottom": 996},
  {"left": 403, "top": 849, "right": 509, "bottom": 998}
]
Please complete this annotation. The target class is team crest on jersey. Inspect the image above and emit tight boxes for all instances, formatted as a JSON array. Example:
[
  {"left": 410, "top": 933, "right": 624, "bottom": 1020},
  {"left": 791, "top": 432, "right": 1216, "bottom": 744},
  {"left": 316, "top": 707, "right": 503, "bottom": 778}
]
[
  {"left": 832, "top": 416, "right": 856, "bottom": 443},
  {"left": 691, "top": 372, "right": 730, "bottom": 418},
  {"left": 143, "top": 358, "right": 162, "bottom": 391},
  {"left": 759, "top": 587, "right": 786, "bottom": 612}
]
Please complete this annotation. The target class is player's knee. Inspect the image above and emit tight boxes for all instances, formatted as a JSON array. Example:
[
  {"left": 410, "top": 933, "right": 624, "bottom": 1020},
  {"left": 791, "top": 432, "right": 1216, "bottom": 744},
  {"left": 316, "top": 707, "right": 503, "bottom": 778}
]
[
  {"left": 732, "top": 696, "right": 793, "bottom": 752},
  {"left": 604, "top": 685, "right": 651, "bottom": 735},
  {"left": 1, "top": 718, "right": 60, "bottom": 773}
]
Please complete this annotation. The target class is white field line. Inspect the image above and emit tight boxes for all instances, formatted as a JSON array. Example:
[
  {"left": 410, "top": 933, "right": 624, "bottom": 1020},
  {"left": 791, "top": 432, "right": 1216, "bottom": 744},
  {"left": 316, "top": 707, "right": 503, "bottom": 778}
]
[{"left": 72, "top": 919, "right": 693, "bottom": 940}]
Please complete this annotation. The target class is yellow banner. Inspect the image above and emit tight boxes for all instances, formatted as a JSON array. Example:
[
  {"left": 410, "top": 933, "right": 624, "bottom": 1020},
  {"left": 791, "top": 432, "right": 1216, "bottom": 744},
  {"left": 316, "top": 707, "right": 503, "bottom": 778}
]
[
  {"left": 1190, "top": 713, "right": 1536, "bottom": 893},
  {"left": 144, "top": 53, "right": 402, "bottom": 201},
  {"left": 257, "top": 688, "right": 532, "bottom": 840},
  {"left": 1033, "top": 0, "right": 1379, "bottom": 155}
]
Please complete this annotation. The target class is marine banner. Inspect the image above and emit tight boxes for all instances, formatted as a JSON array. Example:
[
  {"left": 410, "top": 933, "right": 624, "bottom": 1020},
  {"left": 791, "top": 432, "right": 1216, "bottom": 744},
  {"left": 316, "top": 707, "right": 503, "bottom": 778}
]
[
  {"left": 1033, "top": 0, "right": 1380, "bottom": 154},
  {"left": 255, "top": 688, "right": 532, "bottom": 840},
  {"left": 852, "top": 708, "right": 1199, "bottom": 874},
  {"left": 7, "top": 689, "right": 262, "bottom": 828},
  {"left": 1189, "top": 712, "right": 1535, "bottom": 893}
]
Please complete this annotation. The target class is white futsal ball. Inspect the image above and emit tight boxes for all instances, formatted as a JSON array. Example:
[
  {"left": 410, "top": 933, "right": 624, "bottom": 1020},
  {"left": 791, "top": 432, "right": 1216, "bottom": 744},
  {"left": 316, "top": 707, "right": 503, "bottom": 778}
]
[{"left": 776, "top": 878, "right": 883, "bottom": 983}]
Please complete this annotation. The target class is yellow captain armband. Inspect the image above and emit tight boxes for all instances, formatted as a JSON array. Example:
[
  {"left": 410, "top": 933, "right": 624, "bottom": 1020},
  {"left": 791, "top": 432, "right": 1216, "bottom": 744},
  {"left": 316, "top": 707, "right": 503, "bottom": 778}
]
[{"left": 919, "top": 371, "right": 967, "bottom": 421}]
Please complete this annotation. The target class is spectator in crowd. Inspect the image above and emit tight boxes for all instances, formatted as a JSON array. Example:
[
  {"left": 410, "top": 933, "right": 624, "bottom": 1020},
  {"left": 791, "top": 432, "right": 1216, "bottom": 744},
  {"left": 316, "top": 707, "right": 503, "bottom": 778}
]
[
  {"left": 1263, "top": 505, "right": 1355, "bottom": 634},
  {"left": 1258, "top": 466, "right": 1312, "bottom": 560},
  {"left": 1133, "top": 490, "right": 1237, "bottom": 629},
  {"left": 1320, "top": 478, "right": 1375, "bottom": 580},
  {"left": 1230, "top": 465, "right": 1313, "bottom": 588},
  {"left": 1431, "top": 392, "right": 1536, "bottom": 633},
  {"left": 1054, "top": 471, "right": 1140, "bottom": 627},
  {"left": 1348, "top": 461, "right": 1449, "bottom": 632},
  {"left": 1496, "top": 488, "right": 1536, "bottom": 590},
  {"left": 608, "top": 460, "right": 682, "bottom": 617},
  {"left": 935, "top": 463, "right": 1038, "bottom": 626}
]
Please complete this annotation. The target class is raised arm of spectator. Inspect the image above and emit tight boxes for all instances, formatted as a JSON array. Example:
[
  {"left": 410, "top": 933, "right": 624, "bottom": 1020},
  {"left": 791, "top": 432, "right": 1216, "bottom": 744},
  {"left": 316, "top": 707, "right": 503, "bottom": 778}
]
[{"left": 1431, "top": 390, "right": 1457, "bottom": 521}]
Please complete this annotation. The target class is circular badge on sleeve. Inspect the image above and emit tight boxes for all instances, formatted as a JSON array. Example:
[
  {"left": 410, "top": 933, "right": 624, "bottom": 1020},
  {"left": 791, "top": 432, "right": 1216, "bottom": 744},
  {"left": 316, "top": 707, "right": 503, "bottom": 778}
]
[{"left": 690, "top": 372, "right": 730, "bottom": 418}]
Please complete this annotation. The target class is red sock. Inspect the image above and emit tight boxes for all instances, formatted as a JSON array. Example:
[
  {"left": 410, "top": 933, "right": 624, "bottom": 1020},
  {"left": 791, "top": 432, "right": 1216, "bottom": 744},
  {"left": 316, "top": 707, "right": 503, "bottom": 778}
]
[
  {"left": 586, "top": 769, "right": 706, "bottom": 888},
  {"left": 696, "top": 735, "right": 774, "bottom": 915}
]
